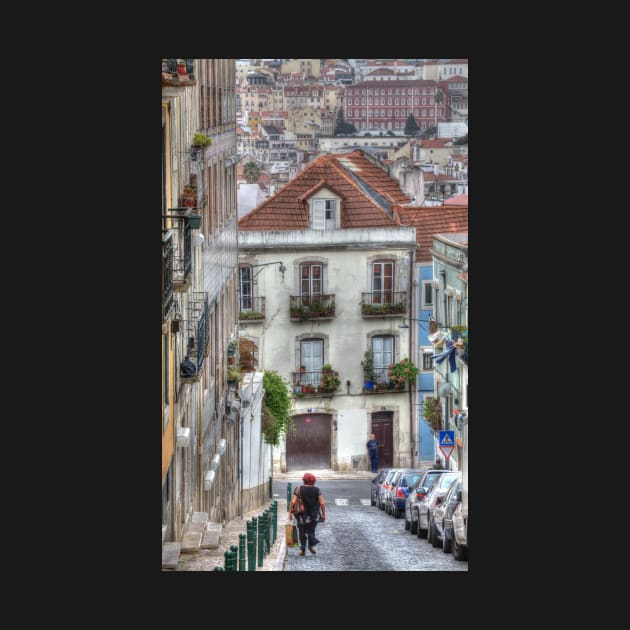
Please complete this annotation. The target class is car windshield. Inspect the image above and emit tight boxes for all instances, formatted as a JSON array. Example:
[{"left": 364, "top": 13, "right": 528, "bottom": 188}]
[
  {"left": 404, "top": 473, "right": 422, "bottom": 487},
  {"left": 439, "top": 473, "right": 459, "bottom": 489}
]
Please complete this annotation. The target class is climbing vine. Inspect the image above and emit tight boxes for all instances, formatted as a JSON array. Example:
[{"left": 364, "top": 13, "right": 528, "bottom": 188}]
[{"left": 261, "top": 370, "right": 294, "bottom": 445}]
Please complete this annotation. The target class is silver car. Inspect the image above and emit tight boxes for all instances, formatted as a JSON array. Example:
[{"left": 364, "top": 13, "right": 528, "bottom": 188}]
[
  {"left": 415, "top": 471, "right": 460, "bottom": 539},
  {"left": 405, "top": 469, "right": 446, "bottom": 534}
]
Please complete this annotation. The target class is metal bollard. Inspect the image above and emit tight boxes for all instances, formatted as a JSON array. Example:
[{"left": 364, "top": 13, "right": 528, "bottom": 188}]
[
  {"left": 287, "top": 483, "right": 292, "bottom": 510},
  {"left": 250, "top": 517, "right": 257, "bottom": 570},
  {"left": 272, "top": 501, "right": 278, "bottom": 544},
  {"left": 213, "top": 565, "right": 224, "bottom": 571},
  {"left": 224, "top": 550, "right": 231, "bottom": 571},
  {"left": 248, "top": 535, "right": 255, "bottom": 571},
  {"left": 239, "top": 533, "right": 246, "bottom": 572},
  {"left": 265, "top": 508, "right": 271, "bottom": 552},
  {"left": 230, "top": 545, "right": 238, "bottom": 572},
  {"left": 257, "top": 514, "right": 264, "bottom": 567}
]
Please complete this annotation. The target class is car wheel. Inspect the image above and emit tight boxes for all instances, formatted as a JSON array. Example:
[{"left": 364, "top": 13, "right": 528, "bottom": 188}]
[
  {"left": 418, "top": 514, "right": 427, "bottom": 539},
  {"left": 393, "top": 504, "right": 399, "bottom": 519},
  {"left": 452, "top": 537, "right": 467, "bottom": 561},
  {"left": 379, "top": 498, "right": 385, "bottom": 510},
  {"left": 371, "top": 495, "right": 376, "bottom": 506},
  {"left": 427, "top": 516, "right": 433, "bottom": 543},
  {"left": 431, "top": 521, "right": 441, "bottom": 548},
  {"left": 404, "top": 514, "right": 410, "bottom": 530},
  {"left": 410, "top": 512, "right": 418, "bottom": 535},
  {"left": 442, "top": 527, "right": 452, "bottom": 554}
]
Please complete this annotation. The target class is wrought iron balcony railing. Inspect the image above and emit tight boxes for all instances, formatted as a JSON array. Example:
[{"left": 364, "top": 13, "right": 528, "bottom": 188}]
[
  {"left": 172, "top": 214, "right": 192, "bottom": 291},
  {"left": 362, "top": 367, "right": 407, "bottom": 393},
  {"left": 291, "top": 369, "right": 339, "bottom": 396},
  {"left": 239, "top": 296, "right": 265, "bottom": 322},
  {"left": 361, "top": 291, "right": 406, "bottom": 317},
  {"left": 289, "top": 294, "right": 336, "bottom": 320},
  {"left": 162, "top": 230, "right": 174, "bottom": 321},
  {"left": 180, "top": 292, "right": 210, "bottom": 382},
  {"left": 162, "top": 59, "right": 196, "bottom": 86}
]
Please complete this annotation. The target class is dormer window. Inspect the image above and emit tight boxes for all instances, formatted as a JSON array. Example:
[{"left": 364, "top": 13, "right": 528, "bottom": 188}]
[{"left": 312, "top": 199, "right": 337, "bottom": 229}]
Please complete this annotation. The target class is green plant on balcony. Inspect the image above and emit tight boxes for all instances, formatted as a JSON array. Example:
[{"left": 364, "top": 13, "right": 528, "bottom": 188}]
[
  {"left": 388, "top": 357, "right": 419, "bottom": 387},
  {"left": 320, "top": 369, "right": 340, "bottom": 392},
  {"left": 193, "top": 133, "right": 212, "bottom": 148},
  {"left": 227, "top": 366, "right": 242, "bottom": 384},
  {"left": 422, "top": 397, "right": 442, "bottom": 432},
  {"left": 362, "top": 302, "right": 405, "bottom": 316},
  {"left": 240, "top": 310, "right": 264, "bottom": 320},
  {"left": 361, "top": 350, "right": 375, "bottom": 388}
]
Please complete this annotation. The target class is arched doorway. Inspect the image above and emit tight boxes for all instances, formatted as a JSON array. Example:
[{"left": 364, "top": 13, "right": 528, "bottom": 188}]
[{"left": 286, "top": 413, "right": 331, "bottom": 471}]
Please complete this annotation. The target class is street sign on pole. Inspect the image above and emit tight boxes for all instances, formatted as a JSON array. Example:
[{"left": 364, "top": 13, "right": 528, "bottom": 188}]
[{"left": 438, "top": 430, "right": 455, "bottom": 460}]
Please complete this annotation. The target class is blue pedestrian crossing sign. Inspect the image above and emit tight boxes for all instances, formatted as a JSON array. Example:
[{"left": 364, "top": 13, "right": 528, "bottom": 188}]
[{"left": 438, "top": 431, "right": 455, "bottom": 460}]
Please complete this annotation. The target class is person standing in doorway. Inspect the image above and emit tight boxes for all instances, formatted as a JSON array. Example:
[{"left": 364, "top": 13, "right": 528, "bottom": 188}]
[
  {"left": 367, "top": 433, "right": 380, "bottom": 473},
  {"left": 289, "top": 472, "right": 326, "bottom": 556}
]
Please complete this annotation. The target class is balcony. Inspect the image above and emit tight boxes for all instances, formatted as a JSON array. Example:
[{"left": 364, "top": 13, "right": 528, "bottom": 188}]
[
  {"left": 361, "top": 291, "right": 406, "bottom": 317},
  {"left": 292, "top": 368, "right": 340, "bottom": 397},
  {"left": 180, "top": 292, "right": 210, "bottom": 384},
  {"left": 362, "top": 367, "right": 407, "bottom": 393},
  {"left": 162, "top": 230, "right": 174, "bottom": 322},
  {"left": 162, "top": 59, "right": 196, "bottom": 87},
  {"left": 290, "top": 294, "right": 336, "bottom": 321},
  {"left": 239, "top": 297, "right": 265, "bottom": 323},
  {"left": 172, "top": 210, "right": 193, "bottom": 292}
]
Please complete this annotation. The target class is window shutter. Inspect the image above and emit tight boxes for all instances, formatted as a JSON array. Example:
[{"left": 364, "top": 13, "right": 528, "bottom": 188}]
[{"left": 312, "top": 199, "right": 325, "bottom": 230}]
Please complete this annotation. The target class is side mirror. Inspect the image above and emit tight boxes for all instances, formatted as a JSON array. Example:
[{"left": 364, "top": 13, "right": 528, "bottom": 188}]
[{"left": 435, "top": 496, "right": 444, "bottom": 506}]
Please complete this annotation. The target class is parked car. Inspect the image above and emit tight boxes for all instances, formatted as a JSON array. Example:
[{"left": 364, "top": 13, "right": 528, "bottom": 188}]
[
  {"left": 415, "top": 471, "right": 461, "bottom": 539},
  {"left": 371, "top": 469, "right": 389, "bottom": 506},
  {"left": 377, "top": 469, "right": 400, "bottom": 510},
  {"left": 429, "top": 478, "right": 462, "bottom": 552},
  {"left": 451, "top": 501, "right": 468, "bottom": 561},
  {"left": 376, "top": 468, "right": 394, "bottom": 510},
  {"left": 388, "top": 469, "right": 424, "bottom": 518},
  {"left": 405, "top": 469, "right": 447, "bottom": 533}
]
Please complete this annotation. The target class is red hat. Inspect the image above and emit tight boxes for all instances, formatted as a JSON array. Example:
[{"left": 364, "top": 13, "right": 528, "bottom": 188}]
[{"left": 302, "top": 472, "right": 316, "bottom": 484}]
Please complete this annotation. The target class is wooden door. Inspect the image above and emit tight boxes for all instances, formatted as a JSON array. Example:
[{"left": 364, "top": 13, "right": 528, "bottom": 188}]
[
  {"left": 371, "top": 412, "right": 393, "bottom": 468},
  {"left": 286, "top": 413, "right": 331, "bottom": 471}
]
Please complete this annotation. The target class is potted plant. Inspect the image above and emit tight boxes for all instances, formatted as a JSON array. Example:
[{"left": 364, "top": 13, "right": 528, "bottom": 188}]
[
  {"left": 361, "top": 350, "right": 375, "bottom": 390},
  {"left": 227, "top": 365, "right": 242, "bottom": 385},
  {"left": 322, "top": 363, "right": 332, "bottom": 374},
  {"left": 389, "top": 357, "right": 420, "bottom": 387},
  {"left": 193, "top": 133, "right": 212, "bottom": 148}
]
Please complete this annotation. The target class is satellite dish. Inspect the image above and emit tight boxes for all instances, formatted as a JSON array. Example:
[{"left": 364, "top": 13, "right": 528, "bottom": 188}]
[{"left": 438, "top": 382, "right": 454, "bottom": 397}]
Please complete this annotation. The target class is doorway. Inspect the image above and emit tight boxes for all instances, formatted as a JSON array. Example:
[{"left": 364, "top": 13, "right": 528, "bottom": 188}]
[
  {"left": 286, "top": 413, "right": 331, "bottom": 471},
  {"left": 371, "top": 411, "right": 393, "bottom": 468}
]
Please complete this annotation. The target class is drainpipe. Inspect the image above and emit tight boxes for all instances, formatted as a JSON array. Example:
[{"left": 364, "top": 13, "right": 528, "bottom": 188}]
[
  {"left": 440, "top": 268, "right": 449, "bottom": 469},
  {"left": 409, "top": 247, "right": 416, "bottom": 467}
]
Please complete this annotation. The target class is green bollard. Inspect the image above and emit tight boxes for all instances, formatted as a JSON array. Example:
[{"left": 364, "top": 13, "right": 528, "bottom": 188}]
[
  {"left": 239, "top": 533, "right": 246, "bottom": 572},
  {"left": 272, "top": 501, "right": 277, "bottom": 544},
  {"left": 230, "top": 545, "right": 238, "bottom": 572},
  {"left": 287, "top": 483, "right": 292, "bottom": 510},
  {"left": 265, "top": 509, "right": 271, "bottom": 552},
  {"left": 251, "top": 516, "right": 257, "bottom": 570},
  {"left": 258, "top": 514, "right": 264, "bottom": 567},
  {"left": 224, "top": 550, "right": 231, "bottom": 571},
  {"left": 214, "top": 565, "right": 224, "bottom": 571},
  {"left": 248, "top": 536, "right": 255, "bottom": 571}
]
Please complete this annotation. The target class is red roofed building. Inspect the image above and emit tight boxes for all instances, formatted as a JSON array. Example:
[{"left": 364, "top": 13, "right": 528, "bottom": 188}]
[{"left": 237, "top": 149, "right": 422, "bottom": 472}]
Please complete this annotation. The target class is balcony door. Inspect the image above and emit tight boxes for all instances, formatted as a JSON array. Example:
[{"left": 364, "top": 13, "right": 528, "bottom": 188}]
[
  {"left": 372, "top": 261, "right": 393, "bottom": 304},
  {"left": 239, "top": 265, "right": 252, "bottom": 311},
  {"left": 300, "top": 263, "right": 322, "bottom": 306},
  {"left": 301, "top": 339, "right": 323, "bottom": 387},
  {"left": 372, "top": 335, "right": 394, "bottom": 384}
]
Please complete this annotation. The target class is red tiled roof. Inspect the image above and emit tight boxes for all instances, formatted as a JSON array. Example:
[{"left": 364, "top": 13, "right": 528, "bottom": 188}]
[
  {"left": 423, "top": 173, "right": 458, "bottom": 182},
  {"left": 446, "top": 75, "right": 468, "bottom": 82},
  {"left": 421, "top": 139, "right": 453, "bottom": 148},
  {"left": 351, "top": 79, "right": 439, "bottom": 89},
  {"left": 238, "top": 150, "right": 411, "bottom": 231},
  {"left": 444, "top": 194, "right": 468, "bottom": 206},
  {"left": 395, "top": 205, "right": 469, "bottom": 263}
]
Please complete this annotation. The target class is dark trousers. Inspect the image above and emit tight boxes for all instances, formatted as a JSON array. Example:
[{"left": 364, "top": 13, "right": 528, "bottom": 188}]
[
  {"left": 369, "top": 452, "right": 379, "bottom": 472},
  {"left": 297, "top": 518, "right": 319, "bottom": 550}
]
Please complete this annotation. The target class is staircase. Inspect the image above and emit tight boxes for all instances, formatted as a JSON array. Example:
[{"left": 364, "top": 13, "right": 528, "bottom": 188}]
[{"left": 162, "top": 512, "right": 221, "bottom": 570}]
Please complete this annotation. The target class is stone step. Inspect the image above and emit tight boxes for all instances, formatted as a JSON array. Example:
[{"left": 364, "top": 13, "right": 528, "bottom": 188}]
[
  {"left": 181, "top": 520, "right": 206, "bottom": 553},
  {"left": 201, "top": 522, "right": 222, "bottom": 549},
  {"left": 191, "top": 512, "right": 209, "bottom": 524},
  {"left": 162, "top": 542, "right": 181, "bottom": 570}
]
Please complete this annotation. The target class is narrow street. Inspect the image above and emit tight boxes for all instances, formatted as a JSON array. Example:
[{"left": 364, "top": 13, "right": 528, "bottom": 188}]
[{"left": 275, "top": 479, "right": 467, "bottom": 571}]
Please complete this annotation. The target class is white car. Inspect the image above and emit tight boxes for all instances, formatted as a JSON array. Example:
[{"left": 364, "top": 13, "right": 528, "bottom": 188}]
[{"left": 451, "top": 501, "right": 468, "bottom": 560}]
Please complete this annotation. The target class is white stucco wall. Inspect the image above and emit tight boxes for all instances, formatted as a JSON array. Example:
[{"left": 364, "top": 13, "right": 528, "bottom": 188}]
[{"left": 239, "top": 227, "right": 418, "bottom": 471}]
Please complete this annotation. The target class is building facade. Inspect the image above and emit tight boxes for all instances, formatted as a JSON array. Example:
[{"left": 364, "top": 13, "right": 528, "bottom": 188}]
[
  {"left": 238, "top": 150, "right": 421, "bottom": 473},
  {"left": 162, "top": 59, "right": 248, "bottom": 549}
]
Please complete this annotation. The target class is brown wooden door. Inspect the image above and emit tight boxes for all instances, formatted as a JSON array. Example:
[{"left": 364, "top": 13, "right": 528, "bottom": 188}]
[
  {"left": 286, "top": 413, "right": 331, "bottom": 471},
  {"left": 372, "top": 412, "right": 393, "bottom": 468}
]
